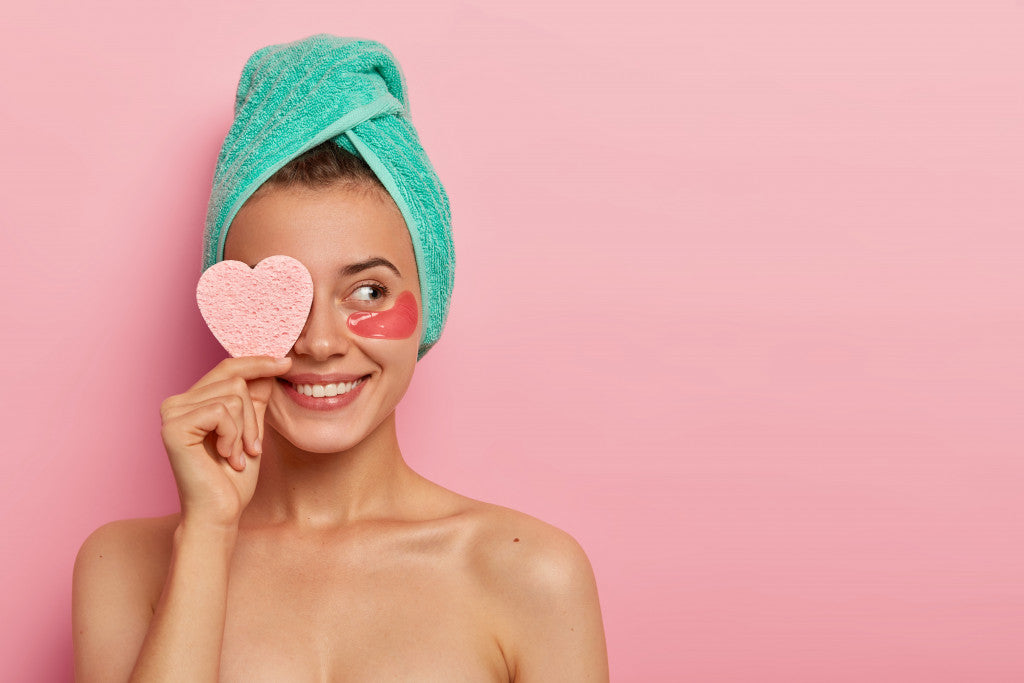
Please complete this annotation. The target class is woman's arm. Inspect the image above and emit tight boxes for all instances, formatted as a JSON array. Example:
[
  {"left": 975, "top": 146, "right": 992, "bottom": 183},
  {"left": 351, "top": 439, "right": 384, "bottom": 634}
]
[
  {"left": 72, "top": 518, "right": 237, "bottom": 682},
  {"left": 73, "top": 356, "right": 291, "bottom": 682}
]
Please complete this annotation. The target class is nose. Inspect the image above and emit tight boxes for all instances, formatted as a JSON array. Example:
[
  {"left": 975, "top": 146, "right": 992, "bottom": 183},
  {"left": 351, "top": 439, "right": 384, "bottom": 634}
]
[{"left": 290, "top": 288, "right": 351, "bottom": 362}]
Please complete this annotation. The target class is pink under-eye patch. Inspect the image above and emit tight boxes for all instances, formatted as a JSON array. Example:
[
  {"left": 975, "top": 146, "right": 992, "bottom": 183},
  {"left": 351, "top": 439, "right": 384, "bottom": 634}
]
[
  {"left": 347, "top": 290, "right": 419, "bottom": 339},
  {"left": 196, "top": 255, "right": 314, "bottom": 358}
]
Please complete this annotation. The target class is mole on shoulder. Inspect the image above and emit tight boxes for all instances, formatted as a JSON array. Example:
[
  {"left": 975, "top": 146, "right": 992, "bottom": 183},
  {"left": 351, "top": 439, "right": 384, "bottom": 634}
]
[{"left": 513, "top": 538, "right": 519, "bottom": 542}]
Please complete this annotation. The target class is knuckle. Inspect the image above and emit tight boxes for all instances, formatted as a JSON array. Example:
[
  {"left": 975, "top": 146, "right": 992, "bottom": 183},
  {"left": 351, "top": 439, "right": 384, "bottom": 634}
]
[{"left": 159, "top": 395, "right": 179, "bottom": 419}]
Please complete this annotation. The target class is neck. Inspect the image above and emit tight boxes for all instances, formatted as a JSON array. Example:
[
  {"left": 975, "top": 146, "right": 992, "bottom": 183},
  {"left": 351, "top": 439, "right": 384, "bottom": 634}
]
[{"left": 244, "top": 410, "right": 421, "bottom": 530}]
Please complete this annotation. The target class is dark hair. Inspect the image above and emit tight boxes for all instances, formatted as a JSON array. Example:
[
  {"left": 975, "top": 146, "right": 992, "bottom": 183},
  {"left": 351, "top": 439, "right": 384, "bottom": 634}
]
[{"left": 249, "top": 139, "right": 389, "bottom": 201}]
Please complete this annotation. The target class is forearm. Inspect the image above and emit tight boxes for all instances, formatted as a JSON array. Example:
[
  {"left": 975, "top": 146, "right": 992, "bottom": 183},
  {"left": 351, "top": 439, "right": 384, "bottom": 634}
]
[{"left": 128, "top": 521, "right": 237, "bottom": 682}]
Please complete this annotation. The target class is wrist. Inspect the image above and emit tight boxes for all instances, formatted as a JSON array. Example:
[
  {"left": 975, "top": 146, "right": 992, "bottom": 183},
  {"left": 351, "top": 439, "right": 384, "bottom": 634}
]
[{"left": 175, "top": 516, "right": 240, "bottom": 547}]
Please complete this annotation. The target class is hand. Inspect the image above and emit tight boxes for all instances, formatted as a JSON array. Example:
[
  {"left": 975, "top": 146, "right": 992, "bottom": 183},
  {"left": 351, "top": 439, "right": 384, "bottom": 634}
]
[{"left": 159, "top": 356, "right": 292, "bottom": 528}]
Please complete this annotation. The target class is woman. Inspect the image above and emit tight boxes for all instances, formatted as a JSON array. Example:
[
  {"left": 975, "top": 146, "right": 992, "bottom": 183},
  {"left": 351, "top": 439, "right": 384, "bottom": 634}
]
[{"left": 72, "top": 35, "right": 609, "bottom": 682}]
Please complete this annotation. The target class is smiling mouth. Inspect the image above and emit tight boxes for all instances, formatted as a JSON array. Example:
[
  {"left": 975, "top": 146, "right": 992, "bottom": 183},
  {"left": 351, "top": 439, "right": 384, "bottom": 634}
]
[{"left": 278, "top": 376, "right": 369, "bottom": 398}]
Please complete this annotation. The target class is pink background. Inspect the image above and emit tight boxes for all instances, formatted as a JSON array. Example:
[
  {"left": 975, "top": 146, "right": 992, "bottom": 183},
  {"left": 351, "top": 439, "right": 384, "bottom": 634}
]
[{"left": 2, "top": 1, "right": 1022, "bottom": 681}]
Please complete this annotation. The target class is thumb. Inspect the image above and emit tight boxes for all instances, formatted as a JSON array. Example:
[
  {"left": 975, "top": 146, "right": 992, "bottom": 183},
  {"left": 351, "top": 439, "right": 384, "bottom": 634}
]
[{"left": 247, "top": 374, "right": 277, "bottom": 408}]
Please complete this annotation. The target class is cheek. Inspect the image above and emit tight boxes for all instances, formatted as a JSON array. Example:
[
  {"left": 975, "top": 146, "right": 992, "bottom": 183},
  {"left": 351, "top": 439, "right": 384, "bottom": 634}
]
[{"left": 346, "top": 290, "right": 419, "bottom": 340}]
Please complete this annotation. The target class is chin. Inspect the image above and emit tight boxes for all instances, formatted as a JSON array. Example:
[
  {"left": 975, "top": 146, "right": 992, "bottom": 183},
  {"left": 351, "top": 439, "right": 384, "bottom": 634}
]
[
  {"left": 265, "top": 415, "right": 361, "bottom": 454},
  {"left": 264, "top": 403, "right": 396, "bottom": 456},
  {"left": 280, "top": 432, "right": 362, "bottom": 454}
]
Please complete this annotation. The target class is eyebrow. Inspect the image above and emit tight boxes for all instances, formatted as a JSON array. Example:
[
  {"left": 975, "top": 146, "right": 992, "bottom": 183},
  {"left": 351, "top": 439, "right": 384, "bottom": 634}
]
[{"left": 340, "top": 257, "right": 401, "bottom": 278}]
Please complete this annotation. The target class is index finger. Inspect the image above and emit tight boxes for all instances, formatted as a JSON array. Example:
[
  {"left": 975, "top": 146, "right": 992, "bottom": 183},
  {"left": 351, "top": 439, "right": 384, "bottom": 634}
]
[{"left": 190, "top": 355, "right": 293, "bottom": 392}]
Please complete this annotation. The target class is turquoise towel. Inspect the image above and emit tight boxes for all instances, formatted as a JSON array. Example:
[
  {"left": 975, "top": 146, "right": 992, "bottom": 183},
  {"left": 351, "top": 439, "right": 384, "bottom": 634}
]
[{"left": 202, "top": 34, "right": 454, "bottom": 360}]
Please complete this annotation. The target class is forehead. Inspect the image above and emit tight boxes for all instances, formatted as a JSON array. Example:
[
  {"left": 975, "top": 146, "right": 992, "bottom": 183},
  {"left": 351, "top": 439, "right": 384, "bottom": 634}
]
[{"left": 224, "top": 184, "right": 414, "bottom": 273}]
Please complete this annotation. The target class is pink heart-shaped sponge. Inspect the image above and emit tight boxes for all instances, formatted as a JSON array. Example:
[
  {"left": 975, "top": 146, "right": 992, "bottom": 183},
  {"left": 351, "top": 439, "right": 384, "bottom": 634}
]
[{"left": 196, "top": 255, "right": 314, "bottom": 358}]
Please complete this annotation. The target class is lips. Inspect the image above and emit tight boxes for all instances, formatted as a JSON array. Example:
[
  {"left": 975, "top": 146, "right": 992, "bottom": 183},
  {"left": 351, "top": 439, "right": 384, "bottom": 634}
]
[
  {"left": 290, "top": 377, "right": 365, "bottom": 397},
  {"left": 283, "top": 373, "right": 368, "bottom": 384},
  {"left": 277, "top": 374, "right": 370, "bottom": 412}
]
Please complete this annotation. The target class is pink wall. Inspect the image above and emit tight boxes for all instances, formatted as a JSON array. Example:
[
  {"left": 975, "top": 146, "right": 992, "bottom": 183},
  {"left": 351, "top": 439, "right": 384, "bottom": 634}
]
[{"left": 2, "top": 1, "right": 1022, "bottom": 680}]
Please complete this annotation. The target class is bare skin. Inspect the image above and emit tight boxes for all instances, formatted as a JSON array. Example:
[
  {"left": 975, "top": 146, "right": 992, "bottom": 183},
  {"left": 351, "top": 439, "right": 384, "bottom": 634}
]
[{"left": 72, "top": 184, "right": 609, "bottom": 682}]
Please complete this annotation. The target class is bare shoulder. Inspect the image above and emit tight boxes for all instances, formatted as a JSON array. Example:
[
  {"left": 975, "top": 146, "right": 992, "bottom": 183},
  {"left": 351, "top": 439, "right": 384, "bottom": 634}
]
[
  {"left": 78, "top": 511, "right": 181, "bottom": 546},
  {"left": 72, "top": 513, "right": 179, "bottom": 682},
  {"left": 74, "top": 513, "right": 179, "bottom": 586},
  {"left": 458, "top": 501, "right": 610, "bottom": 682},
  {"left": 73, "top": 511, "right": 180, "bottom": 614},
  {"left": 460, "top": 501, "right": 595, "bottom": 585}
]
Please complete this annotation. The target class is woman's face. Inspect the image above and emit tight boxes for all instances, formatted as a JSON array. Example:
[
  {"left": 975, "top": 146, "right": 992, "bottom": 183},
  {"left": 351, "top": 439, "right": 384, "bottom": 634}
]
[{"left": 224, "top": 182, "right": 422, "bottom": 454}]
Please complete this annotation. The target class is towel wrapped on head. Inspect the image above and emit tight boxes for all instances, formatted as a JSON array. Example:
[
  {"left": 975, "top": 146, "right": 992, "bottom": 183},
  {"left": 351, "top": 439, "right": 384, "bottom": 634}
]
[{"left": 202, "top": 33, "right": 455, "bottom": 360}]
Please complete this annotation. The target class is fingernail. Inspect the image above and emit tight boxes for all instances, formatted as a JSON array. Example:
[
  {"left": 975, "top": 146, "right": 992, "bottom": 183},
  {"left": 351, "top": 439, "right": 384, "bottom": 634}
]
[
  {"left": 275, "top": 357, "right": 290, "bottom": 364},
  {"left": 254, "top": 438, "right": 262, "bottom": 454}
]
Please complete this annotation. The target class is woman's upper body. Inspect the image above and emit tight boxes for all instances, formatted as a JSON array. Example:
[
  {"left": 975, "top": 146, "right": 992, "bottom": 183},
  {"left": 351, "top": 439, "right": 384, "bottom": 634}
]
[
  {"left": 72, "top": 167, "right": 609, "bottom": 681},
  {"left": 74, "top": 484, "right": 607, "bottom": 681}
]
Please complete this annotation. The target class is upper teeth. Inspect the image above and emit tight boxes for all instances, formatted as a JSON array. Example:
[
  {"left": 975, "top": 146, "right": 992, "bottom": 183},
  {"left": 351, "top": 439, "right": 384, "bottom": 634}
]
[{"left": 292, "top": 378, "right": 365, "bottom": 397}]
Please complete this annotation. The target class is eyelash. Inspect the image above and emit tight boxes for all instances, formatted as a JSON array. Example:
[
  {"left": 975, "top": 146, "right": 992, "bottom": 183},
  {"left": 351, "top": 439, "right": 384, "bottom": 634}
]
[{"left": 352, "top": 282, "right": 390, "bottom": 301}]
